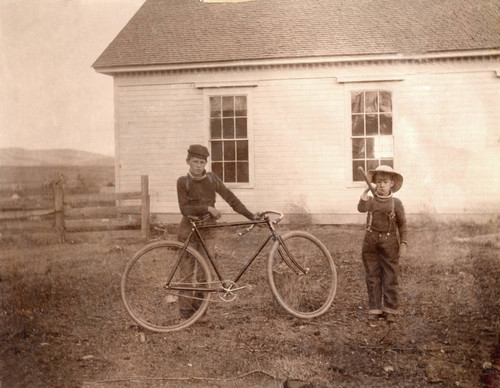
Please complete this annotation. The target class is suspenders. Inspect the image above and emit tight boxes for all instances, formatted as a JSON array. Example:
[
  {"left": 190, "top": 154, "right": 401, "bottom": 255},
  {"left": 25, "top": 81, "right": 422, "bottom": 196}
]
[{"left": 367, "top": 196, "right": 396, "bottom": 235}]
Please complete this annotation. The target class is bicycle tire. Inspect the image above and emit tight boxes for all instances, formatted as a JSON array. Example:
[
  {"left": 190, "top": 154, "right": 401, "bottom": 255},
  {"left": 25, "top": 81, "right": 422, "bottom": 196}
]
[
  {"left": 267, "top": 231, "right": 337, "bottom": 318},
  {"left": 121, "top": 240, "right": 212, "bottom": 332}
]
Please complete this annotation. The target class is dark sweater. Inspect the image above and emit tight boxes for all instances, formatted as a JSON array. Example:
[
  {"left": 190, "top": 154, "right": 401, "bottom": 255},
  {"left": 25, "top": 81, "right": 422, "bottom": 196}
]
[
  {"left": 358, "top": 195, "right": 408, "bottom": 242},
  {"left": 176, "top": 171, "right": 253, "bottom": 241},
  {"left": 177, "top": 171, "right": 253, "bottom": 219}
]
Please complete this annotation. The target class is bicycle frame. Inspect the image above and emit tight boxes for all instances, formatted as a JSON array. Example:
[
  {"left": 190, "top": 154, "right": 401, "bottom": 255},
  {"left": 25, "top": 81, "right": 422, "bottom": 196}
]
[
  {"left": 165, "top": 214, "right": 307, "bottom": 294},
  {"left": 121, "top": 209, "right": 338, "bottom": 332}
]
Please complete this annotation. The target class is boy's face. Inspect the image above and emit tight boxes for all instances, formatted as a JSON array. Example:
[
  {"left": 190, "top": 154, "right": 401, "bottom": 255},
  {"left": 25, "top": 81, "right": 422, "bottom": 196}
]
[
  {"left": 374, "top": 173, "right": 394, "bottom": 196},
  {"left": 187, "top": 155, "right": 207, "bottom": 177}
]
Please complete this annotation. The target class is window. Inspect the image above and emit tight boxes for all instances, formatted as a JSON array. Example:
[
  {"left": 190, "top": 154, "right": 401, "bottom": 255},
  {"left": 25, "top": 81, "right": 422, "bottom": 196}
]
[
  {"left": 209, "top": 95, "right": 249, "bottom": 183},
  {"left": 351, "top": 90, "right": 393, "bottom": 182}
]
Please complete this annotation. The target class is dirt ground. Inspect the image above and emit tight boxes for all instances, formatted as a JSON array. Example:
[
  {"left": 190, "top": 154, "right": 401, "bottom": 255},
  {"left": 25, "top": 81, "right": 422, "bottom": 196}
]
[{"left": 1, "top": 218, "right": 499, "bottom": 387}]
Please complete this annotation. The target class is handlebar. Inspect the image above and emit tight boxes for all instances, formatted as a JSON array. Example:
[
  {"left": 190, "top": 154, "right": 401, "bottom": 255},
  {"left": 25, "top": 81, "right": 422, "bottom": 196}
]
[
  {"left": 260, "top": 210, "right": 284, "bottom": 225},
  {"left": 238, "top": 210, "right": 284, "bottom": 236},
  {"left": 238, "top": 225, "right": 254, "bottom": 236}
]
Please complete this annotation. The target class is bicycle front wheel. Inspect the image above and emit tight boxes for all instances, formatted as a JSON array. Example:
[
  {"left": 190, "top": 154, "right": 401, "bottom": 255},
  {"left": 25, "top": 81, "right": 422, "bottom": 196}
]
[
  {"left": 121, "top": 240, "right": 212, "bottom": 332},
  {"left": 267, "top": 231, "right": 337, "bottom": 318}
]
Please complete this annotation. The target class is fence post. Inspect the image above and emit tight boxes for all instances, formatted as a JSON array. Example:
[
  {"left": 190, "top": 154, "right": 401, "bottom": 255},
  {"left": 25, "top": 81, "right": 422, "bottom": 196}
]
[
  {"left": 141, "top": 175, "right": 150, "bottom": 238},
  {"left": 53, "top": 178, "right": 65, "bottom": 243}
]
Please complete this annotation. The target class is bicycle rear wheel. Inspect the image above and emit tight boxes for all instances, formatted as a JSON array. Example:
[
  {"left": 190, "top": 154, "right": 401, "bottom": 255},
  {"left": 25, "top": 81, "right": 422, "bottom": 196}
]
[
  {"left": 267, "top": 231, "right": 337, "bottom": 318},
  {"left": 121, "top": 240, "right": 212, "bottom": 332}
]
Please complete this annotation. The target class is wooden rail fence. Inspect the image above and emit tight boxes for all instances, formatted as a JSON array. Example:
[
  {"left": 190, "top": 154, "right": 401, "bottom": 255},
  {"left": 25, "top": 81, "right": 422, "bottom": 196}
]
[{"left": 1, "top": 175, "right": 150, "bottom": 243}]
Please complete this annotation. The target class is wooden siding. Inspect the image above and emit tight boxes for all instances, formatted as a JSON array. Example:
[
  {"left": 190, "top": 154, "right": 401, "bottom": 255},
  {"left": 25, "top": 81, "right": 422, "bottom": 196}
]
[
  {"left": 113, "top": 59, "right": 500, "bottom": 222},
  {"left": 396, "top": 71, "right": 500, "bottom": 214},
  {"left": 115, "top": 81, "right": 203, "bottom": 213},
  {"left": 252, "top": 77, "right": 347, "bottom": 216}
]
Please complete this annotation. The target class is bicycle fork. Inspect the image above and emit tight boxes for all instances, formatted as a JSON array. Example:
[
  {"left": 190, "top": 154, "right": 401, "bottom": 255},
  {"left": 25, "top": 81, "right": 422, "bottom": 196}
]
[{"left": 275, "top": 235, "right": 309, "bottom": 276}]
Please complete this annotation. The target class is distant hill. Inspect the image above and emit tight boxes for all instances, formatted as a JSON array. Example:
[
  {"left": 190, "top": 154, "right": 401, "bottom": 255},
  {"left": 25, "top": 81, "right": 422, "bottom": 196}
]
[{"left": 0, "top": 148, "right": 114, "bottom": 167}]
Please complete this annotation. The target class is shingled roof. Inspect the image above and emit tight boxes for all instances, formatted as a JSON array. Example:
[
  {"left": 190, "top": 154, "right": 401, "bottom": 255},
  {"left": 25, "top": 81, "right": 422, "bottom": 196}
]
[{"left": 93, "top": 0, "right": 500, "bottom": 71}]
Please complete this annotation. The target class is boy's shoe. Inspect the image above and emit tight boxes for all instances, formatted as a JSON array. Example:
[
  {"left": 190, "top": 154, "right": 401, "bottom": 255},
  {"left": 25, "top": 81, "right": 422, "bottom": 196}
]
[
  {"left": 385, "top": 313, "right": 396, "bottom": 323},
  {"left": 368, "top": 313, "right": 382, "bottom": 321}
]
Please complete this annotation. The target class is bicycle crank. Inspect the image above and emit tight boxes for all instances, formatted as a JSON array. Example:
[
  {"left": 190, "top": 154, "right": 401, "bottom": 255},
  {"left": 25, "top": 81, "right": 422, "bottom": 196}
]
[{"left": 218, "top": 280, "right": 246, "bottom": 302}]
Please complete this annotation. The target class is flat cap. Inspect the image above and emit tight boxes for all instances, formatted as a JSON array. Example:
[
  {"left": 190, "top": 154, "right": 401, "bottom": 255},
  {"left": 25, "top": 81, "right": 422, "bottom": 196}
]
[{"left": 187, "top": 144, "right": 210, "bottom": 159}]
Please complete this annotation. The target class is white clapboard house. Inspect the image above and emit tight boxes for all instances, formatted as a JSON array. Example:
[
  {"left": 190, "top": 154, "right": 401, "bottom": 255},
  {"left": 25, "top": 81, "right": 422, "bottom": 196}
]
[{"left": 93, "top": 0, "right": 500, "bottom": 223}]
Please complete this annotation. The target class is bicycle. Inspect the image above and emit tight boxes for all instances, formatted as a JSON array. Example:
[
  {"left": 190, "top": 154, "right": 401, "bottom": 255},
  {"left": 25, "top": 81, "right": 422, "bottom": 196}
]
[{"left": 121, "top": 210, "right": 337, "bottom": 332}]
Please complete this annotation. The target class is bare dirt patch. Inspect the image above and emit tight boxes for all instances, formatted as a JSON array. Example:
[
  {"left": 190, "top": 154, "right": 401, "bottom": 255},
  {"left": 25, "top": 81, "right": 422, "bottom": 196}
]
[{"left": 1, "top": 219, "right": 499, "bottom": 387}]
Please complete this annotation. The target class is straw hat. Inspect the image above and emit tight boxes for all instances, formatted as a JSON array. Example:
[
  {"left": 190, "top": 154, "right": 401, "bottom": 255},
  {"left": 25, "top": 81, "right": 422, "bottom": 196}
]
[{"left": 367, "top": 165, "right": 404, "bottom": 193}]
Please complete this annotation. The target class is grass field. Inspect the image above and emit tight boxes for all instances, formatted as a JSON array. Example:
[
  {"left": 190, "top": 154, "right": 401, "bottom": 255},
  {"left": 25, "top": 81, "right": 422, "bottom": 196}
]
[
  {"left": 0, "top": 165, "right": 114, "bottom": 195},
  {"left": 0, "top": 217, "right": 499, "bottom": 387}
]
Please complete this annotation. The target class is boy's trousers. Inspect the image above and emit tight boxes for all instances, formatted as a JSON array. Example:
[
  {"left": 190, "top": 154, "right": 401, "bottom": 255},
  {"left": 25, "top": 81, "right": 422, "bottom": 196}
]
[
  {"left": 361, "top": 231, "right": 400, "bottom": 315},
  {"left": 178, "top": 228, "right": 217, "bottom": 314}
]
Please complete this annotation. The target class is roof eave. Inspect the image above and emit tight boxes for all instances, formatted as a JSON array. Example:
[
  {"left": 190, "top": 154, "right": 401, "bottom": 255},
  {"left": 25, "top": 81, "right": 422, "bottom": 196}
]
[{"left": 93, "top": 49, "right": 500, "bottom": 75}]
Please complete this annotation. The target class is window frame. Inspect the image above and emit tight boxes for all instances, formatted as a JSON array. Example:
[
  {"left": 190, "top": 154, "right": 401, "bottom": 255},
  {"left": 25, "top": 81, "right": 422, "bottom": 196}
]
[
  {"left": 203, "top": 87, "right": 254, "bottom": 189},
  {"left": 344, "top": 83, "right": 399, "bottom": 187}
]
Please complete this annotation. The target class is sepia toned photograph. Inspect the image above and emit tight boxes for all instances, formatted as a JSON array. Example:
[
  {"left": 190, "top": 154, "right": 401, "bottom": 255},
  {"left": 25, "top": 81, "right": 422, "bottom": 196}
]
[{"left": 1, "top": 0, "right": 499, "bottom": 386}]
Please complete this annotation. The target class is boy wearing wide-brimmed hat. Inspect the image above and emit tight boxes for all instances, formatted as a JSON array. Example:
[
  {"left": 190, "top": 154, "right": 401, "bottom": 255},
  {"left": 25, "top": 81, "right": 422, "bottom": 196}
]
[
  {"left": 176, "top": 144, "right": 260, "bottom": 319},
  {"left": 357, "top": 165, "right": 408, "bottom": 323}
]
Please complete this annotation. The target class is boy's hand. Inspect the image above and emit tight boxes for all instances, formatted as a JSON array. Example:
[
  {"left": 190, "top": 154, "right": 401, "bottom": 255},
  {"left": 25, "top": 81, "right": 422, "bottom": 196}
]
[
  {"left": 364, "top": 183, "right": 376, "bottom": 193},
  {"left": 207, "top": 206, "right": 221, "bottom": 220},
  {"left": 361, "top": 183, "right": 376, "bottom": 200},
  {"left": 399, "top": 242, "right": 407, "bottom": 258},
  {"left": 251, "top": 212, "right": 262, "bottom": 220}
]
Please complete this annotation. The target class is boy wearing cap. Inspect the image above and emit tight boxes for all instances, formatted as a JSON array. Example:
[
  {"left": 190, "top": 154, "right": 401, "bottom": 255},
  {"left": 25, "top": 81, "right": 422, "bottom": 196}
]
[
  {"left": 176, "top": 144, "right": 259, "bottom": 319},
  {"left": 357, "top": 165, "right": 408, "bottom": 323}
]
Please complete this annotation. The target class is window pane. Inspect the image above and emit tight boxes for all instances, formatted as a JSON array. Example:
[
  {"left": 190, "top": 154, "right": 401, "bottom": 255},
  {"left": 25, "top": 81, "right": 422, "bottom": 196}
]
[
  {"left": 365, "top": 91, "right": 378, "bottom": 113},
  {"left": 366, "top": 137, "right": 375, "bottom": 158},
  {"left": 210, "top": 94, "right": 250, "bottom": 184},
  {"left": 350, "top": 90, "right": 394, "bottom": 182},
  {"left": 212, "top": 162, "right": 223, "bottom": 179},
  {"left": 224, "top": 141, "right": 236, "bottom": 161},
  {"left": 236, "top": 118, "right": 247, "bottom": 138},
  {"left": 210, "top": 118, "right": 222, "bottom": 138},
  {"left": 223, "top": 118, "right": 234, "bottom": 139},
  {"left": 375, "top": 136, "right": 393, "bottom": 158},
  {"left": 236, "top": 140, "right": 248, "bottom": 160},
  {"left": 367, "top": 159, "right": 379, "bottom": 172},
  {"left": 351, "top": 91, "right": 364, "bottom": 113},
  {"left": 380, "top": 113, "right": 392, "bottom": 135},
  {"left": 352, "top": 160, "right": 365, "bottom": 181},
  {"left": 235, "top": 96, "right": 246, "bottom": 116},
  {"left": 352, "top": 138, "right": 365, "bottom": 159},
  {"left": 211, "top": 141, "right": 223, "bottom": 161},
  {"left": 352, "top": 115, "right": 364, "bottom": 136},
  {"left": 237, "top": 162, "right": 249, "bottom": 182},
  {"left": 210, "top": 96, "right": 222, "bottom": 118},
  {"left": 222, "top": 96, "right": 234, "bottom": 117},
  {"left": 366, "top": 114, "right": 378, "bottom": 135},
  {"left": 379, "top": 91, "right": 392, "bottom": 112},
  {"left": 224, "top": 162, "right": 236, "bottom": 182}
]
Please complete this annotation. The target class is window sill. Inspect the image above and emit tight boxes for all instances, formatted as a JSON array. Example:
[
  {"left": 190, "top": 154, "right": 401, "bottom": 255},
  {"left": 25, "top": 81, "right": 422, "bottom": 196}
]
[
  {"left": 225, "top": 183, "right": 254, "bottom": 190},
  {"left": 347, "top": 183, "right": 367, "bottom": 189}
]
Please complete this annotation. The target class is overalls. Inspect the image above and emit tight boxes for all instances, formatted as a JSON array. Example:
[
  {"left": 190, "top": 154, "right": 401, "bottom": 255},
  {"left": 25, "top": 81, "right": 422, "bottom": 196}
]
[{"left": 362, "top": 197, "right": 400, "bottom": 315}]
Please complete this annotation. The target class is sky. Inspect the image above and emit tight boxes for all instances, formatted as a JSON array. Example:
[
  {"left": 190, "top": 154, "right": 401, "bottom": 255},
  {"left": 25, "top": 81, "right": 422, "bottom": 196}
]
[{"left": 0, "top": 0, "right": 145, "bottom": 156}]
